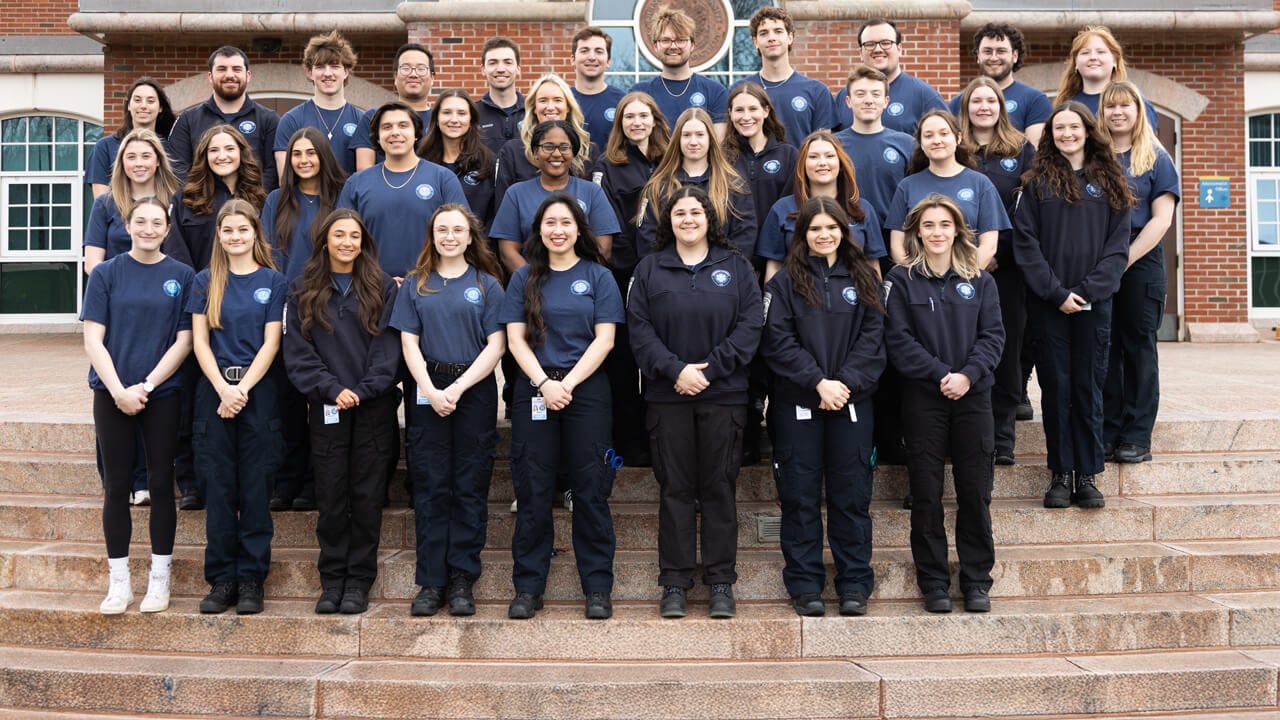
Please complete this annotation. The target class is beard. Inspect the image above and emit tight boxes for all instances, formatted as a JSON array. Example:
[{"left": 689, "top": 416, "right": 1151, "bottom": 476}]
[{"left": 213, "top": 80, "right": 246, "bottom": 102}]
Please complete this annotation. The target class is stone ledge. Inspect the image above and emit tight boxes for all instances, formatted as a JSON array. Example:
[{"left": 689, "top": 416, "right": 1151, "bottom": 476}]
[{"left": 1187, "top": 321, "right": 1262, "bottom": 343}]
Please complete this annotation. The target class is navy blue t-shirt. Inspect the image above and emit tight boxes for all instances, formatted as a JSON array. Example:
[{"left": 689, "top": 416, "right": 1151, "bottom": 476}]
[
  {"left": 886, "top": 168, "right": 1011, "bottom": 234},
  {"left": 835, "top": 72, "right": 945, "bottom": 134},
  {"left": 337, "top": 159, "right": 469, "bottom": 278},
  {"left": 81, "top": 253, "right": 195, "bottom": 397},
  {"left": 275, "top": 101, "right": 366, "bottom": 174},
  {"left": 261, "top": 188, "right": 321, "bottom": 285},
  {"left": 1119, "top": 148, "right": 1180, "bottom": 231},
  {"left": 499, "top": 259, "right": 625, "bottom": 369},
  {"left": 833, "top": 127, "right": 914, "bottom": 225},
  {"left": 948, "top": 80, "right": 1052, "bottom": 133},
  {"left": 740, "top": 72, "right": 837, "bottom": 147},
  {"left": 631, "top": 74, "right": 729, "bottom": 127},
  {"left": 1073, "top": 91, "right": 1158, "bottom": 131},
  {"left": 85, "top": 135, "right": 120, "bottom": 187},
  {"left": 573, "top": 85, "right": 627, "bottom": 151},
  {"left": 757, "top": 195, "right": 885, "bottom": 261},
  {"left": 84, "top": 194, "right": 132, "bottom": 260},
  {"left": 391, "top": 266, "right": 504, "bottom": 365},
  {"left": 186, "top": 266, "right": 287, "bottom": 368},
  {"left": 490, "top": 176, "right": 621, "bottom": 246}
]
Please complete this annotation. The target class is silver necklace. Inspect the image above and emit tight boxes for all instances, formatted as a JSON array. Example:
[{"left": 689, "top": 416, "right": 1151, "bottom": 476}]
[
  {"left": 659, "top": 76, "right": 692, "bottom": 98},
  {"left": 313, "top": 102, "right": 346, "bottom": 140},
  {"left": 381, "top": 161, "right": 418, "bottom": 190}
]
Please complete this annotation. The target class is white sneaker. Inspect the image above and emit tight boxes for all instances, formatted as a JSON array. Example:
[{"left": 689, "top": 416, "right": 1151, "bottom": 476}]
[
  {"left": 509, "top": 499, "right": 518, "bottom": 513},
  {"left": 139, "top": 570, "right": 170, "bottom": 613},
  {"left": 562, "top": 489, "right": 574, "bottom": 513},
  {"left": 99, "top": 574, "right": 133, "bottom": 615},
  {"left": 130, "top": 490, "right": 151, "bottom": 506}
]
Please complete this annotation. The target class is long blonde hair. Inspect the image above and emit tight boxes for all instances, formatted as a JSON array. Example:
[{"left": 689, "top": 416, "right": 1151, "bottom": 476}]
[
  {"left": 1055, "top": 26, "right": 1129, "bottom": 105},
  {"left": 638, "top": 108, "right": 746, "bottom": 226},
  {"left": 109, "top": 128, "right": 179, "bottom": 222},
  {"left": 205, "top": 199, "right": 277, "bottom": 329},
  {"left": 901, "top": 194, "right": 979, "bottom": 280},
  {"left": 1099, "top": 80, "right": 1161, "bottom": 176},
  {"left": 519, "top": 74, "right": 592, "bottom": 172}
]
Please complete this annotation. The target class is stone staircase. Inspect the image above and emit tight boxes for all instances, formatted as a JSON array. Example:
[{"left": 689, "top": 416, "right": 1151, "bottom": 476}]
[{"left": 2, "top": 414, "right": 1280, "bottom": 719}]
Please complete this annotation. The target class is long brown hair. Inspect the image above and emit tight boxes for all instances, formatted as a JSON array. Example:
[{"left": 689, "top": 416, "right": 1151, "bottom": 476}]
[
  {"left": 1055, "top": 26, "right": 1129, "bottom": 105},
  {"left": 410, "top": 204, "right": 502, "bottom": 295},
  {"left": 639, "top": 108, "right": 746, "bottom": 226},
  {"left": 784, "top": 196, "right": 883, "bottom": 313},
  {"left": 793, "top": 131, "right": 866, "bottom": 224},
  {"left": 957, "top": 76, "right": 1026, "bottom": 159},
  {"left": 418, "top": 88, "right": 494, "bottom": 179},
  {"left": 294, "top": 209, "right": 386, "bottom": 338},
  {"left": 273, "top": 127, "right": 346, "bottom": 259},
  {"left": 901, "top": 194, "right": 980, "bottom": 280},
  {"left": 182, "top": 124, "right": 266, "bottom": 215},
  {"left": 109, "top": 128, "right": 180, "bottom": 223},
  {"left": 205, "top": 199, "right": 277, "bottom": 329},
  {"left": 603, "top": 91, "right": 669, "bottom": 166},
  {"left": 1025, "top": 101, "right": 1134, "bottom": 212},
  {"left": 906, "top": 110, "right": 976, "bottom": 176},
  {"left": 521, "top": 194, "right": 606, "bottom": 348},
  {"left": 721, "top": 82, "right": 787, "bottom": 165}
]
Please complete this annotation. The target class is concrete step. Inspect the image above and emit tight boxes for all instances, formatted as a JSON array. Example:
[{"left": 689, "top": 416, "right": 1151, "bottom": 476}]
[
  {"left": 5, "top": 587, "right": 1273, "bottom": 660},
  {"left": 6, "top": 448, "right": 1280, "bottom": 504},
  {"left": 6, "top": 538, "right": 1280, "bottom": 602},
  {"left": 3, "top": 645, "right": 1274, "bottom": 719}
]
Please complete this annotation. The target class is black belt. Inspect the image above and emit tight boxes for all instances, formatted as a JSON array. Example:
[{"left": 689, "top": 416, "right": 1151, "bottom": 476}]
[
  {"left": 531, "top": 368, "right": 570, "bottom": 386},
  {"left": 426, "top": 359, "right": 469, "bottom": 378},
  {"left": 221, "top": 366, "right": 244, "bottom": 384}
]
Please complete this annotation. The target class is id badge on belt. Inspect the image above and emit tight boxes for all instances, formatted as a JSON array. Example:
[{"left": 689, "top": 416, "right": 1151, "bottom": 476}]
[{"left": 531, "top": 395, "right": 548, "bottom": 421}]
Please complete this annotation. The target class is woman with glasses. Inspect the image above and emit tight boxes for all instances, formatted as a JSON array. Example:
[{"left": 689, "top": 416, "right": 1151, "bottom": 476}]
[{"left": 495, "top": 74, "right": 594, "bottom": 204}]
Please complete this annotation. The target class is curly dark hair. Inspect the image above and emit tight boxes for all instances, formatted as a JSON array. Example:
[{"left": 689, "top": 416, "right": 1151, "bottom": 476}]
[
  {"left": 1024, "top": 101, "right": 1135, "bottom": 212},
  {"left": 652, "top": 185, "right": 731, "bottom": 253}
]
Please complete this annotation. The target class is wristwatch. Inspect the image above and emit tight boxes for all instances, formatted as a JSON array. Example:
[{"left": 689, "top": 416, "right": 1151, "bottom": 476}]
[{"left": 142, "top": 380, "right": 155, "bottom": 394}]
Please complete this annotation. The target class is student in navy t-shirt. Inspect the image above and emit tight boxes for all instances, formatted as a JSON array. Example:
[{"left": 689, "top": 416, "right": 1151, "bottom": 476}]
[
  {"left": 187, "top": 199, "right": 287, "bottom": 616},
  {"left": 887, "top": 110, "right": 1009, "bottom": 268},
  {"left": 337, "top": 102, "right": 469, "bottom": 281},
  {"left": 284, "top": 208, "right": 401, "bottom": 616},
  {"left": 274, "top": 32, "right": 365, "bottom": 175},
  {"left": 1100, "top": 81, "right": 1180, "bottom": 464},
  {"left": 629, "top": 7, "right": 729, "bottom": 135},
  {"left": 1055, "top": 27, "right": 1158, "bottom": 130},
  {"left": 627, "top": 186, "right": 762, "bottom": 619},
  {"left": 391, "top": 205, "right": 506, "bottom": 617},
  {"left": 491, "top": 120, "right": 619, "bottom": 273},
  {"left": 495, "top": 74, "right": 596, "bottom": 205},
  {"left": 947, "top": 23, "right": 1052, "bottom": 147},
  {"left": 570, "top": 26, "right": 627, "bottom": 152},
  {"left": 354, "top": 44, "right": 437, "bottom": 168},
  {"left": 418, "top": 90, "right": 497, "bottom": 236},
  {"left": 834, "top": 18, "right": 946, "bottom": 135},
  {"left": 86, "top": 129, "right": 182, "bottom": 277},
  {"left": 740, "top": 7, "right": 836, "bottom": 146},
  {"left": 757, "top": 131, "right": 886, "bottom": 282},
  {"left": 86, "top": 78, "right": 177, "bottom": 198},
  {"left": 500, "top": 194, "right": 624, "bottom": 621},
  {"left": 82, "top": 197, "right": 194, "bottom": 616}
]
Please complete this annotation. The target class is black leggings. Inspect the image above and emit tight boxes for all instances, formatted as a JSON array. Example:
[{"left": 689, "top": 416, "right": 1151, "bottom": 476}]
[{"left": 95, "top": 390, "right": 181, "bottom": 558}]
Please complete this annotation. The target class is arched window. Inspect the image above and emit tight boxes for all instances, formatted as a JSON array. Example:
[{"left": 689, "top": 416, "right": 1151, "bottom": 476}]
[
  {"left": 0, "top": 114, "right": 102, "bottom": 316},
  {"left": 590, "top": 0, "right": 776, "bottom": 89},
  {"left": 1248, "top": 111, "right": 1280, "bottom": 309}
]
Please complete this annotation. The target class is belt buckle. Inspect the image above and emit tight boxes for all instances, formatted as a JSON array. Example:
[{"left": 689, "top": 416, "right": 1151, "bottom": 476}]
[{"left": 223, "top": 366, "right": 245, "bottom": 383}]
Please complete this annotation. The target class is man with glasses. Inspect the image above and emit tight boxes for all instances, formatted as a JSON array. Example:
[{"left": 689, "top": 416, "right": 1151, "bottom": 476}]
[
  {"left": 834, "top": 18, "right": 945, "bottom": 135},
  {"left": 948, "top": 23, "right": 1051, "bottom": 146},
  {"left": 571, "top": 26, "right": 627, "bottom": 150},
  {"left": 169, "top": 45, "right": 280, "bottom": 191},
  {"left": 356, "top": 43, "right": 436, "bottom": 167},
  {"left": 630, "top": 6, "right": 728, "bottom": 137},
  {"left": 275, "top": 31, "right": 366, "bottom": 174},
  {"left": 477, "top": 37, "right": 525, "bottom": 157},
  {"left": 740, "top": 6, "right": 836, "bottom": 146}
]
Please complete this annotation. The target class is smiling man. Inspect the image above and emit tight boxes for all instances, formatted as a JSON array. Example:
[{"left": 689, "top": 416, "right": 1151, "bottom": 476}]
[
  {"left": 476, "top": 37, "right": 525, "bottom": 157},
  {"left": 948, "top": 23, "right": 1051, "bottom": 147},
  {"left": 355, "top": 43, "right": 436, "bottom": 168},
  {"left": 630, "top": 6, "right": 728, "bottom": 138},
  {"left": 570, "top": 26, "right": 626, "bottom": 150},
  {"left": 739, "top": 6, "right": 835, "bottom": 146},
  {"left": 169, "top": 45, "right": 280, "bottom": 191},
  {"left": 834, "top": 18, "right": 945, "bottom": 135},
  {"left": 274, "top": 32, "right": 366, "bottom": 175}
]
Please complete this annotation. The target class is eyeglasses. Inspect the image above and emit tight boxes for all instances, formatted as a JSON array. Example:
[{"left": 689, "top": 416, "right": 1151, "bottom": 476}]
[
  {"left": 398, "top": 64, "right": 432, "bottom": 77},
  {"left": 860, "top": 39, "right": 898, "bottom": 51},
  {"left": 537, "top": 143, "right": 574, "bottom": 155},
  {"left": 656, "top": 37, "right": 692, "bottom": 48},
  {"left": 978, "top": 48, "right": 1012, "bottom": 57}
]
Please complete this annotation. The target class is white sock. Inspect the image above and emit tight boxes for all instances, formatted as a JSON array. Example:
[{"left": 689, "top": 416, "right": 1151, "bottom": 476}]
[
  {"left": 108, "top": 556, "right": 129, "bottom": 579},
  {"left": 150, "top": 554, "right": 172, "bottom": 576}
]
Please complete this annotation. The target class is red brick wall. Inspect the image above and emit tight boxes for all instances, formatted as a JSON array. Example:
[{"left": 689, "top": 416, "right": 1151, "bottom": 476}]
[
  {"left": 409, "top": 21, "right": 580, "bottom": 97},
  {"left": 794, "top": 19, "right": 964, "bottom": 96},
  {"left": 0, "top": 0, "right": 76, "bottom": 35}
]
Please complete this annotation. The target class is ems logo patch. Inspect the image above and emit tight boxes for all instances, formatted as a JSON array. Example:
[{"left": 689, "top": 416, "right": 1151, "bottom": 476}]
[
  {"left": 1000, "top": 158, "right": 1018, "bottom": 172},
  {"left": 238, "top": 120, "right": 257, "bottom": 135},
  {"left": 163, "top": 279, "right": 182, "bottom": 298},
  {"left": 883, "top": 148, "right": 901, "bottom": 164},
  {"left": 416, "top": 184, "right": 435, "bottom": 200},
  {"left": 1086, "top": 183, "right": 1103, "bottom": 198},
  {"left": 343, "top": 123, "right": 358, "bottom": 137},
  {"left": 1006, "top": 99, "right": 1019, "bottom": 113},
  {"left": 604, "top": 108, "right": 616, "bottom": 122},
  {"left": 570, "top": 279, "right": 592, "bottom": 295},
  {"left": 463, "top": 172, "right": 480, "bottom": 186},
  {"left": 711, "top": 269, "right": 731, "bottom": 287},
  {"left": 763, "top": 160, "right": 781, "bottom": 174},
  {"left": 887, "top": 102, "right": 905, "bottom": 116},
  {"left": 253, "top": 288, "right": 272, "bottom": 305},
  {"left": 464, "top": 287, "right": 483, "bottom": 304},
  {"left": 957, "top": 188, "right": 975, "bottom": 202},
  {"left": 691, "top": 92, "right": 706, "bottom": 107},
  {"left": 842, "top": 286, "right": 858, "bottom": 305},
  {"left": 791, "top": 96, "right": 808, "bottom": 111},
  {"left": 956, "top": 281, "right": 976, "bottom": 300}
]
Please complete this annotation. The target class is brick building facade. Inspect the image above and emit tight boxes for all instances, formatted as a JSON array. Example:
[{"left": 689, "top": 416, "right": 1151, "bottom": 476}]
[{"left": 1, "top": 1, "right": 1277, "bottom": 339}]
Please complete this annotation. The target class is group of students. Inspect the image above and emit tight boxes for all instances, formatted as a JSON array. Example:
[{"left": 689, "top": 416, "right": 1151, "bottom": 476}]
[{"left": 82, "top": 13, "right": 1178, "bottom": 620}]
